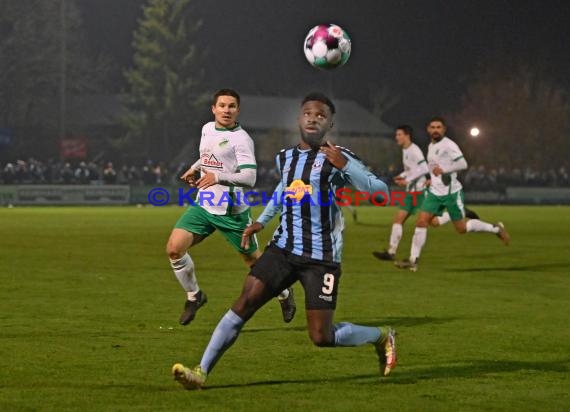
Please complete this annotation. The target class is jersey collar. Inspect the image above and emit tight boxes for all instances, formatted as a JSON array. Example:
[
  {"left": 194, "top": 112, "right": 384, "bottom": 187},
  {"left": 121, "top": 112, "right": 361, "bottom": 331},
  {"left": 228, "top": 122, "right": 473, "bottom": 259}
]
[
  {"left": 295, "top": 145, "right": 313, "bottom": 153},
  {"left": 215, "top": 122, "right": 241, "bottom": 132}
]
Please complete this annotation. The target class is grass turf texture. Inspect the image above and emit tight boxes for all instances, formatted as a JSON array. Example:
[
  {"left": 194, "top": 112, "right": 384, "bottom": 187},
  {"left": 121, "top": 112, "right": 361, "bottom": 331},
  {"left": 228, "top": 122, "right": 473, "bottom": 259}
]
[{"left": 0, "top": 205, "right": 569, "bottom": 411}]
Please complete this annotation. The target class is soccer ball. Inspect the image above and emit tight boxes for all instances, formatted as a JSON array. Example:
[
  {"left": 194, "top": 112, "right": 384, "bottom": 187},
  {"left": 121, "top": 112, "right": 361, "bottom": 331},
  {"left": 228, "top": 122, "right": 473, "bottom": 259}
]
[{"left": 303, "top": 24, "right": 351, "bottom": 70}]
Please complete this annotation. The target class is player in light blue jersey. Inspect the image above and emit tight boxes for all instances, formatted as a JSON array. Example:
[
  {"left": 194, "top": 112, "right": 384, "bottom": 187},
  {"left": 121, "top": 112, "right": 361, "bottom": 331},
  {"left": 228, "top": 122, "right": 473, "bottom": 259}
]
[{"left": 172, "top": 93, "right": 397, "bottom": 389}]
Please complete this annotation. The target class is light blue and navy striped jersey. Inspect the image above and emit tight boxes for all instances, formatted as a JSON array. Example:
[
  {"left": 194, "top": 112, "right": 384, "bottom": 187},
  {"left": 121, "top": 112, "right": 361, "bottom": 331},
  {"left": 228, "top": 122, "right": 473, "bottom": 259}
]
[{"left": 257, "top": 145, "right": 388, "bottom": 263}]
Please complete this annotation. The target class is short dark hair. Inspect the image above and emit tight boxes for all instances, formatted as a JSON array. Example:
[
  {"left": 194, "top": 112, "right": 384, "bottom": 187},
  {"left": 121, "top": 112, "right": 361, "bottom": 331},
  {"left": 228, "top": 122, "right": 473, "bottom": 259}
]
[
  {"left": 301, "top": 92, "right": 336, "bottom": 114},
  {"left": 396, "top": 125, "right": 413, "bottom": 138},
  {"left": 213, "top": 88, "right": 240, "bottom": 106},
  {"left": 427, "top": 116, "right": 446, "bottom": 126}
]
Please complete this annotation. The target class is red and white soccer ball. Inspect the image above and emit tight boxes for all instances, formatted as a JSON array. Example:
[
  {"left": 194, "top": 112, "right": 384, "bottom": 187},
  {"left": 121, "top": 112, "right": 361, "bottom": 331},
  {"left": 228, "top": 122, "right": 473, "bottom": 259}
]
[{"left": 303, "top": 24, "right": 351, "bottom": 70}]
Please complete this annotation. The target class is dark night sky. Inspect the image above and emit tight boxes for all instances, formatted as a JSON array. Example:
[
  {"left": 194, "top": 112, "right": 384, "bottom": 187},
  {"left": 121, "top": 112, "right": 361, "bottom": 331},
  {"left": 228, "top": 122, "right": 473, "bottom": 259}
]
[{"left": 79, "top": 0, "right": 569, "bottom": 130}]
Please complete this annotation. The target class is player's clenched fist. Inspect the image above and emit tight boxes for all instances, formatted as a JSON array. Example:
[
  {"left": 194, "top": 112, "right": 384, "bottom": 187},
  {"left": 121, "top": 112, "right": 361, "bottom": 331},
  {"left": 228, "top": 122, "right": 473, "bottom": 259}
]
[
  {"left": 394, "top": 176, "right": 407, "bottom": 187},
  {"left": 319, "top": 141, "right": 347, "bottom": 169},
  {"left": 180, "top": 166, "right": 201, "bottom": 187},
  {"left": 431, "top": 165, "right": 444, "bottom": 176}
]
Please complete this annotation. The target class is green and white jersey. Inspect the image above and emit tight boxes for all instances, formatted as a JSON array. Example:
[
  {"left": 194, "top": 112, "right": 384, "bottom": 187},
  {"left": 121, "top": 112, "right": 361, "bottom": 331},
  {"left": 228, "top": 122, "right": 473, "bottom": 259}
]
[
  {"left": 198, "top": 122, "right": 256, "bottom": 215},
  {"left": 427, "top": 137, "right": 464, "bottom": 196},
  {"left": 401, "top": 143, "right": 428, "bottom": 192}
]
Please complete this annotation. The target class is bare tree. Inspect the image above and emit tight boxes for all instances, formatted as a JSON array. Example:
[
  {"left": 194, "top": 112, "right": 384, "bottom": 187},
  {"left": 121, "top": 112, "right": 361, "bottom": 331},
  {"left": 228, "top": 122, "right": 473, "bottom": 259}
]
[{"left": 451, "top": 64, "right": 570, "bottom": 170}]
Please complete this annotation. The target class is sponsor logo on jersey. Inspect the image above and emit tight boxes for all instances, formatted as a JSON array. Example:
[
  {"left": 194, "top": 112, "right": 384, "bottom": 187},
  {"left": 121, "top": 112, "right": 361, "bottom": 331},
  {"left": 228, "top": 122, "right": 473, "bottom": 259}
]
[
  {"left": 201, "top": 153, "right": 223, "bottom": 169},
  {"left": 284, "top": 179, "right": 312, "bottom": 201}
]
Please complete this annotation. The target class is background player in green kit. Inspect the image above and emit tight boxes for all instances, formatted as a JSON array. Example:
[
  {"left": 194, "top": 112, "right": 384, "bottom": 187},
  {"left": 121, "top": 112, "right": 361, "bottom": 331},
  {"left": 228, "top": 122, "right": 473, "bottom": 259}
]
[
  {"left": 373, "top": 125, "right": 430, "bottom": 260},
  {"left": 166, "top": 89, "right": 295, "bottom": 325},
  {"left": 373, "top": 125, "right": 481, "bottom": 261},
  {"left": 395, "top": 117, "right": 510, "bottom": 272}
]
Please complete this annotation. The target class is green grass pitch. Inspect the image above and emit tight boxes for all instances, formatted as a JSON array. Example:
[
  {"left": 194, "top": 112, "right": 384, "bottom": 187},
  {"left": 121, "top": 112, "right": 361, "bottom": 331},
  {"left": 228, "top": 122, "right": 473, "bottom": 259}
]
[{"left": 1, "top": 205, "right": 569, "bottom": 411}]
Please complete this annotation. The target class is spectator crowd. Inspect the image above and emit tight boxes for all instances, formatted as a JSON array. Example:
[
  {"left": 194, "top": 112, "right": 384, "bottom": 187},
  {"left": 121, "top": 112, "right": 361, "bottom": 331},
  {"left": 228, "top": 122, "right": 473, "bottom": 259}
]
[
  {"left": 0, "top": 158, "right": 281, "bottom": 188},
  {"left": 1, "top": 158, "right": 569, "bottom": 189},
  {"left": 463, "top": 165, "right": 570, "bottom": 190}
]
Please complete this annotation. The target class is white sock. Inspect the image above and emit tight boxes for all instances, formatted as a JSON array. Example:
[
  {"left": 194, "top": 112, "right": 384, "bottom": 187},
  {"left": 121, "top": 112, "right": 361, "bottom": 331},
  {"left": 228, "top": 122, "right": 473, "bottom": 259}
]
[
  {"left": 466, "top": 219, "right": 499, "bottom": 233},
  {"left": 436, "top": 212, "right": 451, "bottom": 226},
  {"left": 388, "top": 223, "right": 403, "bottom": 254},
  {"left": 277, "top": 288, "right": 289, "bottom": 300},
  {"left": 410, "top": 227, "right": 427, "bottom": 263},
  {"left": 169, "top": 253, "right": 200, "bottom": 301}
]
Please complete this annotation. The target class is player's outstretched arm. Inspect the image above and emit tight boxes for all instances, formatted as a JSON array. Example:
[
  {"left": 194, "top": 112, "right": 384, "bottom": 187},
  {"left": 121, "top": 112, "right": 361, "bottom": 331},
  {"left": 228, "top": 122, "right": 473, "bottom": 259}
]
[
  {"left": 341, "top": 157, "right": 389, "bottom": 199},
  {"left": 321, "top": 141, "right": 388, "bottom": 200},
  {"left": 345, "top": 161, "right": 388, "bottom": 198},
  {"left": 241, "top": 181, "right": 283, "bottom": 249},
  {"left": 240, "top": 181, "right": 283, "bottom": 249},
  {"left": 256, "top": 181, "right": 283, "bottom": 226}
]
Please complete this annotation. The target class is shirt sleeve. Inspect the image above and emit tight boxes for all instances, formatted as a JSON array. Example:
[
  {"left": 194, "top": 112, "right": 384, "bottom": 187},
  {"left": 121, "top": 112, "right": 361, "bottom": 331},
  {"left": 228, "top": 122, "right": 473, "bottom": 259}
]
[
  {"left": 448, "top": 141, "right": 465, "bottom": 162},
  {"left": 235, "top": 134, "right": 257, "bottom": 170},
  {"left": 443, "top": 141, "right": 468, "bottom": 173},
  {"left": 405, "top": 147, "right": 429, "bottom": 182},
  {"left": 216, "top": 168, "right": 256, "bottom": 187},
  {"left": 443, "top": 157, "right": 468, "bottom": 173},
  {"left": 341, "top": 153, "right": 390, "bottom": 203},
  {"left": 190, "top": 159, "right": 201, "bottom": 170},
  {"left": 256, "top": 181, "right": 283, "bottom": 226},
  {"left": 216, "top": 134, "right": 257, "bottom": 186}
]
